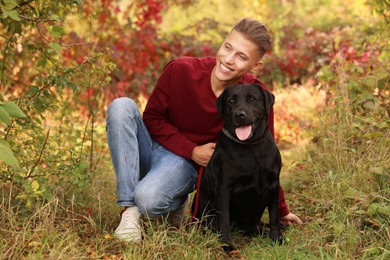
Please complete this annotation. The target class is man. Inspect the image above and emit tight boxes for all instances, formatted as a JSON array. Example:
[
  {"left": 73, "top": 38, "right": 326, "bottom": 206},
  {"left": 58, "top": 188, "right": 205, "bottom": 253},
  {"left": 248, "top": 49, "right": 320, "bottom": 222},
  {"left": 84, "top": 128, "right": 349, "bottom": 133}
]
[{"left": 106, "top": 18, "right": 302, "bottom": 242}]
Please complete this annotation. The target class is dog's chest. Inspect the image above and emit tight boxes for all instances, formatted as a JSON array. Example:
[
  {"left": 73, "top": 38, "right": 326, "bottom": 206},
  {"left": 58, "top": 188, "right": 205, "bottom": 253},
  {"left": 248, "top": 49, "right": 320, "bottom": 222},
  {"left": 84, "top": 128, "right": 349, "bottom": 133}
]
[
  {"left": 213, "top": 147, "right": 279, "bottom": 186},
  {"left": 220, "top": 147, "right": 274, "bottom": 172}
]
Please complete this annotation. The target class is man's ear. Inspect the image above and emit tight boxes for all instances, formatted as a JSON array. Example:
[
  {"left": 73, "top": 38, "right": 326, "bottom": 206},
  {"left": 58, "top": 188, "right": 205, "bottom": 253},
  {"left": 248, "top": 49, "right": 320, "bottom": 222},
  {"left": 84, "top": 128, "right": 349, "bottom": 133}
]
[{"left": 251, "top": 60, "right": 264, "bottom": 73}]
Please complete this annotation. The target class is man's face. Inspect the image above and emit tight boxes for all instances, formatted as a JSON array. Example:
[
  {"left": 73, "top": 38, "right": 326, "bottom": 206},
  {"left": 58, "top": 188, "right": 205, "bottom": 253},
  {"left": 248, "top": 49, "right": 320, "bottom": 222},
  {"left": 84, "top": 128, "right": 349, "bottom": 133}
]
[{"left": 214, "top": 30, "right": 263, "bottom": 86}]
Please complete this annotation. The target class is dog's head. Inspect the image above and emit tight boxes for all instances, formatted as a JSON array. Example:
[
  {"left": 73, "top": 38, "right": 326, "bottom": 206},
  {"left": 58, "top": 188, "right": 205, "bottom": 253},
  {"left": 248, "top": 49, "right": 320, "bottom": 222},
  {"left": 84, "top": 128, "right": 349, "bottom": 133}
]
[{"left": 216, "top": 83, "right": 275, "bottom": 141}]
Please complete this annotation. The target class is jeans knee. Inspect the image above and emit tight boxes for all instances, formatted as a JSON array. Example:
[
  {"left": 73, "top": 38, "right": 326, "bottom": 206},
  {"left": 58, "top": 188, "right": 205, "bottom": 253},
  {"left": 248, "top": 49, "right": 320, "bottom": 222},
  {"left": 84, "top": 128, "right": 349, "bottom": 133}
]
[
  {"left": 107, "top": 97, "right": 139, "bottom": 124},
  {"left": 133, "top": 186, "right": 169, "bottom": 218}
]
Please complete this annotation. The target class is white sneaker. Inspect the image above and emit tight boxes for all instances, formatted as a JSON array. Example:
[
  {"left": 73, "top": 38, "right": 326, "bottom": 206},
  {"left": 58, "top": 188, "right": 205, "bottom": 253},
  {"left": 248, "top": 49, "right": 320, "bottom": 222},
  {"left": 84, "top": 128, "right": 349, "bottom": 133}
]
[
  {"left": 114, "top": 206, "right": 142, "bottom": 242},
  {"left": 168, "top": 197, "right": 189, "bottom": 228}
]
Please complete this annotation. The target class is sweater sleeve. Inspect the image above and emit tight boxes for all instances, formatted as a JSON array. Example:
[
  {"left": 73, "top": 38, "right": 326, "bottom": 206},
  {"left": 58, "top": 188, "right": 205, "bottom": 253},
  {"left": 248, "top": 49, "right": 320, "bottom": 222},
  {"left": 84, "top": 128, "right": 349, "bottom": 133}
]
[
  {"left": 143, "top": 60, "right": 197, "bottom": 159},
  {"left": 278, "top": 185, "right": 289, "bottom": 217}
]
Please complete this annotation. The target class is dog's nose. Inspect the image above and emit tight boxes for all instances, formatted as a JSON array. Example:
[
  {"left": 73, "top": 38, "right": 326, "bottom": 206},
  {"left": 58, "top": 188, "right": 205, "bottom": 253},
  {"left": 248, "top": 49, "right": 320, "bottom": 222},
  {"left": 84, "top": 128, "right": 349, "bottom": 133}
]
[{"left": 236, "top": 111, "right": 246, "bottom": 119}]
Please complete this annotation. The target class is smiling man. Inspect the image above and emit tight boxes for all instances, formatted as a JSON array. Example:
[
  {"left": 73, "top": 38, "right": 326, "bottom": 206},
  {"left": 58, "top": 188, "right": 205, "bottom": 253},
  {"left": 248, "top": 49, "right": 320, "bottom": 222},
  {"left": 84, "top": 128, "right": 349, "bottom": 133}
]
[
  {"left": 106, "top": 18, "right": 302, "bottom": 243},
  {"left": 211, "top": 29, "right": 264, "bottom": 97}
]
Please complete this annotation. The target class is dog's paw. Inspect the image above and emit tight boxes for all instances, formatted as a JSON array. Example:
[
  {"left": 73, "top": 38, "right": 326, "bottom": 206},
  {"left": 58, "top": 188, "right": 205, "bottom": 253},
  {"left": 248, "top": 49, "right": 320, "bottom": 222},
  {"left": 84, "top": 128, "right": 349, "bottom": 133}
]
[
  {"left": 270, "top": 234, "right": 285, "bottom": 245},
  {"left": 222, "top": 244, "right": 235, "bottom": 254},
  {"left": 276, "top": 235, "right": 285, "bottom": 245},
  {"left": 270, "top": 229, "right": 284, "bottom": 245}
]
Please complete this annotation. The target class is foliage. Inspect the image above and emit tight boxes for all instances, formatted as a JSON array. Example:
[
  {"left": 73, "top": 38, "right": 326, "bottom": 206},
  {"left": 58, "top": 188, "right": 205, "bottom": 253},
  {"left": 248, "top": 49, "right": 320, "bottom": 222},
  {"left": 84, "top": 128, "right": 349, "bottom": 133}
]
[
  {"left": 68, "top": 0, "right": 215, "bottom": 102},
  {"left": 370, "top": 0, "right": 390, "bottom": 24},
  {"left": 255, "top": 0, "right": 388, "bottom": 88},
  {"left": 0, "top": 0, "right": 115, "bottom": 206},
  {"left": 260, "top": 27, "right": 332, "bottom": 86},
  {"left": 0, "top": 101, "right": 26, "bottom": 166}
]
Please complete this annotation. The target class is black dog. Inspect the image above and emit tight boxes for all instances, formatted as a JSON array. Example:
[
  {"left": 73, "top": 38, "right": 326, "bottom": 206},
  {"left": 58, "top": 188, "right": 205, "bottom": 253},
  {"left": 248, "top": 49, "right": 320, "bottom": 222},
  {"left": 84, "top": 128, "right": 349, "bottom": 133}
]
[{"left": 193, "top": 83, "right": 283, "bottom": 252}]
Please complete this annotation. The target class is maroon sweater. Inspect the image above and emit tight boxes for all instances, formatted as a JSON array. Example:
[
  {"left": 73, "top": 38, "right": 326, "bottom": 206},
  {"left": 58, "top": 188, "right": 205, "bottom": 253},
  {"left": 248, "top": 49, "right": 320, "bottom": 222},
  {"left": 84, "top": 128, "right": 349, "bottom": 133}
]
[{"left": 143, "top": 56, "right": 289, "bottom": 217}]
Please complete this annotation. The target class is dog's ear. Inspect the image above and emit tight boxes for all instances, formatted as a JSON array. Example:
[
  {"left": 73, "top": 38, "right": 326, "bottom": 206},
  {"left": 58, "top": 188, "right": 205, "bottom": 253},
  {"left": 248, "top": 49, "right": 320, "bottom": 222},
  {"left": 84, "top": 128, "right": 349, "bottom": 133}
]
[
  {"left": 216, "top": 87, "right": 228, "bottom": 116},
  {"left": 255, "top": 84, "right": 275, "bottom": 114}
]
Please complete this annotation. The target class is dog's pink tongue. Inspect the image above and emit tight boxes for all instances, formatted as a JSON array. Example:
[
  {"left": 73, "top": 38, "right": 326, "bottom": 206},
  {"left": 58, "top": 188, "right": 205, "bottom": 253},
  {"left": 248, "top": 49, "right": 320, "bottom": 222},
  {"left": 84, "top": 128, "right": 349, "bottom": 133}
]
[{"left": 235, "top": 125, "right": 252, "bottom": 141}]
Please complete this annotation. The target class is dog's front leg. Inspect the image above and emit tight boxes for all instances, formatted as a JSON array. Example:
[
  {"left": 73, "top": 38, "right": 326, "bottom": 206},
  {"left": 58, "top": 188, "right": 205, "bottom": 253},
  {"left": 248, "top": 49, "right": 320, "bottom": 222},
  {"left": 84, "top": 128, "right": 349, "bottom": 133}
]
[
  {"left": 215, "top": 184, "right": 234, "bottom": 252},
  {"left": 268, "top": 185, "right": 283, "bottom": 244}
]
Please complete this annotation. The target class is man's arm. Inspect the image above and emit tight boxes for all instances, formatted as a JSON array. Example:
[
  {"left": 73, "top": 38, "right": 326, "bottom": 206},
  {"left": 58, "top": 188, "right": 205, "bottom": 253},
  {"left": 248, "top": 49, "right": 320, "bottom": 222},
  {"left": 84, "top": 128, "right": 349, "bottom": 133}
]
[{"left": 143, "top": 60, "right": 197, "bottom": 159}]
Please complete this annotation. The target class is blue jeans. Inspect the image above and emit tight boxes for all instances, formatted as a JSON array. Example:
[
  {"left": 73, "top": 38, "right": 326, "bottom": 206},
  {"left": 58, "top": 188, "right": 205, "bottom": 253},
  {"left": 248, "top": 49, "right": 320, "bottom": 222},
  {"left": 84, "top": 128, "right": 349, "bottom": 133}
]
[{"left": 106, "top": 97, "right": 198, "bottom": 217}]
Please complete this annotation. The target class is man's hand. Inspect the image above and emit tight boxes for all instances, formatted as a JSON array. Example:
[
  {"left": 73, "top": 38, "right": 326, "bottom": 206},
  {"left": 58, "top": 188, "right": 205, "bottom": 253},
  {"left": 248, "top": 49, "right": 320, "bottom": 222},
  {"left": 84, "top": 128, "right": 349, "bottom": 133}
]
[
  {"left": 280, "top": 212, "right": 303, "bottom": 226},
  {"left": 191, "top": 142, "right": 216, "bottom": 167}
]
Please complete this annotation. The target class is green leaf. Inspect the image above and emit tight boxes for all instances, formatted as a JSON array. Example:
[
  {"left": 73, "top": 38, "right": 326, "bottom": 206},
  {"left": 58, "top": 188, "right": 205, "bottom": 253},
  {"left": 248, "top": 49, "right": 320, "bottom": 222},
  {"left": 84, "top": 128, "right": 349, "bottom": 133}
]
[
  {"left": 343, "top": 187, "right": 358, "bottom": 199},
  {"left": 367, "top": 203, "right": 390, "bottom": 216},
  {"left": 0, "top": 139, "right": 10, "bottom": 148},
  {"left": 372, "top": 67, "right": 389, "bottom": 80},
  {"left": 1, "top": 101, "right": 26, "bottom": 118},
  {"left": 0, "top": 106, "right": 11, "bottom": 125},
  {"left": 7, "top": 9, "right": 20, "bottom": 21},
  {"left": 324, "top": 210, "right": 336, "bottom": 220},
  {"left": 0, "top": 142, "right": 19, "bottom": 167},
  {"left": 378, "top": 121, "right": 389, "bottom": 129},
  {"left": 343, "top": 187, "right": 366, "bottom": 200},
  {"left": 360, "top": 76, "right": 377, "bottom": 88},
  {"left": 48, "top": 42, "right": 62, "bottom": 52},
  {"left": 3, "top": 0, "right": 18, "bottom": 10},
  {"left": 26, "top": 85, "right": 39, "bottom": 96},
  {"left": 50, "top": 26, "right": 66, "bottom": 38},
  {"left": 1, "top": 7, "right": 9, "bottom": 19},
  {"left": 49, "top": 14, "right": 61, "bottom": 22},
  {"left": 37, "top": 59, "right": 47, "bottom": 68}
]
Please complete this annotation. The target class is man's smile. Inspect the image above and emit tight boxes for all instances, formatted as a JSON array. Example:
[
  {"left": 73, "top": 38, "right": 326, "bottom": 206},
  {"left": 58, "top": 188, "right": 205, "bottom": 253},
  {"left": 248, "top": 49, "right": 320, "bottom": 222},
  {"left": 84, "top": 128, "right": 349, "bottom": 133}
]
[{"left": 220, "top": 63, "right": 234, "bottom": 73}]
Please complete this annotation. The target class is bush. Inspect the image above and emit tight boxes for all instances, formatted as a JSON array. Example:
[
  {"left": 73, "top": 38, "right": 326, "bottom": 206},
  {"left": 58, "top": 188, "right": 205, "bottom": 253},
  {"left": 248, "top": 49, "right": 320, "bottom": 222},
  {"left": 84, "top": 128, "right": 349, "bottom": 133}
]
[{"left": 0, "top": 0, "right": 115, "bottom": 208}]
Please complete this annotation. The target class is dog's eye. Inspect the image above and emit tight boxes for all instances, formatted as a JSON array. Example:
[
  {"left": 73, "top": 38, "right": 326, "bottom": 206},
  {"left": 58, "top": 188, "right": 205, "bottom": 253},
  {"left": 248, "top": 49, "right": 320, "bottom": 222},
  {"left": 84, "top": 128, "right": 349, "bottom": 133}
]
[
  {"left": 228, "top": 98, "right": 236, "bottom": 104},
  {"left": 248, "top": 96, "right": 256, "bottom": 102}
]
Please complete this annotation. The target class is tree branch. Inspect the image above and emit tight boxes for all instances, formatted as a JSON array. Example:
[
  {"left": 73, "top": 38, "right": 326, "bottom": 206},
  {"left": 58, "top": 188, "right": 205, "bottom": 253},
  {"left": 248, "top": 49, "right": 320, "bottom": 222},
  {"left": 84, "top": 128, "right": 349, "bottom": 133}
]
[
  {"left": 25, "top": 128, "right": 50, "bottom": 179},
  {"left": 0, "top": 31, "right": 15, "bottom": 91}
]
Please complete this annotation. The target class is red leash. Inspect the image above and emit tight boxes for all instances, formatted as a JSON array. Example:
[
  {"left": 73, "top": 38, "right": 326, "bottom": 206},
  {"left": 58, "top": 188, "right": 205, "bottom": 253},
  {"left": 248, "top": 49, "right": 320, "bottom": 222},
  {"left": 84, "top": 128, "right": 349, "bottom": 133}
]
[{"left": 191, "top": 166, "right": 205, "bottom": 223}]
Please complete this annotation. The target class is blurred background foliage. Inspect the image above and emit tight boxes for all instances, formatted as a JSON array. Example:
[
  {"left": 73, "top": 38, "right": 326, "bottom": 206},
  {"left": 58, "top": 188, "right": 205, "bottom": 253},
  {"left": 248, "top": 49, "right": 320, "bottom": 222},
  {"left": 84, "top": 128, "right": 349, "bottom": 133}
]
[{"left": 0, "top": 0, "right": 389, "bottom": 258}]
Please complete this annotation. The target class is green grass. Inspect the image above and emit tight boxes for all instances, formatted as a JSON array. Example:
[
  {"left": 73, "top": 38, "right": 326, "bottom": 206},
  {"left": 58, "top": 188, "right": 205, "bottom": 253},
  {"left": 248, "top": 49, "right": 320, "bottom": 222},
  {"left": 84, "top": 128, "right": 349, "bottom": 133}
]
[{"left": 1, "top": 87, "right": 389, "bottom": 259}]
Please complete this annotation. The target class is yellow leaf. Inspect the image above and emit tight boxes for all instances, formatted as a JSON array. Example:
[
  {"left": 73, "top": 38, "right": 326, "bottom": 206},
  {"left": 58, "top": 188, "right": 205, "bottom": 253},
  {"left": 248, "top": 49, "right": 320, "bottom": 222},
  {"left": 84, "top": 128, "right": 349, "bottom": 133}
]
[
  {"left": 28, "top": 241, "right": 42, "bottom": 247},
  {"left": 31, "top": 180, "right": 39, "bottom": 192}
]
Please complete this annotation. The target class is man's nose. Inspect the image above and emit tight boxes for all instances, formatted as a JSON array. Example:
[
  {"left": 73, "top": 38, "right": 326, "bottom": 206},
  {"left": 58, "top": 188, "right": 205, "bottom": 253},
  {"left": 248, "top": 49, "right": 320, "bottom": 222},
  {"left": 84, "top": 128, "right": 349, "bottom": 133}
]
[{"left": 225, "top": 52, "right": 235, "bottom": 64}]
